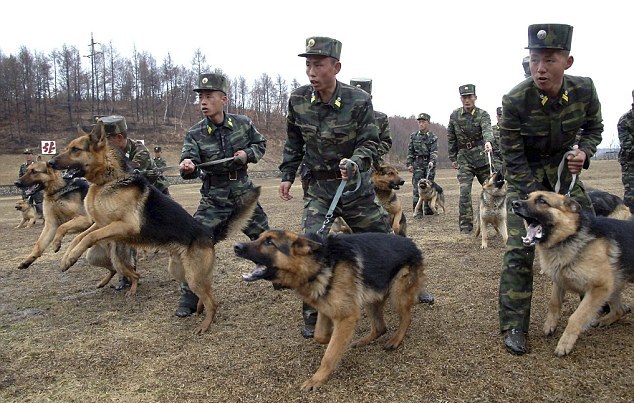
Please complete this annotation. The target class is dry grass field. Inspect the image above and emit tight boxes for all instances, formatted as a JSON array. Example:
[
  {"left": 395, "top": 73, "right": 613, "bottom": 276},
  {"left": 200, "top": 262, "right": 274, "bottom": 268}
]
[{"left": 0, "top": 160, "right": 632, "bottom": 402}]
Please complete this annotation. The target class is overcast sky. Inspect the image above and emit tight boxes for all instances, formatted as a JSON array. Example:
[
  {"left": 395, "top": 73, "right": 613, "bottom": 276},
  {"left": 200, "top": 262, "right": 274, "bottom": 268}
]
[{"left": 2, "top": 0, "right": 631, "bottom": 149}]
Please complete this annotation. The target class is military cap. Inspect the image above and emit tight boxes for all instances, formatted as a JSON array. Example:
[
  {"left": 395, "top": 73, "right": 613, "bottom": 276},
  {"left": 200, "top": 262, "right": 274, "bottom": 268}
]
[
  {"left": 350, "top": 78, "right": 372, "bottom": 94},
  {"left": 526, "top": 23, "right": 573, "bottom": 51},
  {"left": 154, "top": 146, "right": 162, "bottom": 152},
  {"left": 416, "top": 113, "right": 430, "bottom": 121},
  {"left": 496, "top": 107, "right": 502, "bottom": 116},
  {"left": 193, "top": 73, "right": 228, "bottom": 94},
  {"left": 522, "top": 56, "right": 531, "bottom": 78},
  {"left": 98, "top": 115, "right": 127, "bottom": 136},
  {"left": 298, "top": 36, "right": 342, "bottom": 60},
  {"left": 459, "top": 84, "right": 476, "bottom": 96}
]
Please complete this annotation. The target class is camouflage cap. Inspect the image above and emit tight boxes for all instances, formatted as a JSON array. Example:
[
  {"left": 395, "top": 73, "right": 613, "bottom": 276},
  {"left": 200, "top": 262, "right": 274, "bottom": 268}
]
[
  {"left": 416, "top": 113, "right": 430, "bottom": 121},
  {"left": 154, "top": 146, "right": 162, "bottom": 152},
  {"left": 98, "top": 115, "right": 127, "bottom": 136},
  {"left": 298, "top": 36, "right": 342, "bottom": 60},
  {"left": 350, "top": 78, "right": 372, "bottom": 94},
  {"left": 522, "top": 56, "right": 531, "bottom": 78},
  {"left": 496, "top": 107, "right": 502, "bottom": 116},
  {"left": 459, "top": 84, "right": 476, "bottom": 96},
  {"left": 193, "top": 73, "right": 228, "bottom": 94},
  {"left": 526, "top": 23, "right": 573, "bottom": 51},
  {"left": 23, "top": 148, "right": 33, "bottom": 154}
]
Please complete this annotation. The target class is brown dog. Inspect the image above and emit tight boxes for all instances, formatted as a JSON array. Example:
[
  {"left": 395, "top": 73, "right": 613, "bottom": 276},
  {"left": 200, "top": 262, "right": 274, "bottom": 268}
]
[
  {"left": 48, "top": 123, "right": 260, "bottom": 334},
  {"left": 474, "top": 171, "right": 508, "bottom": 249},
  {"left": 371, "top": 164, "right": 407, "bottom": 235},
  {"left": 14, "top": 199, "right": 39, "bottom": 228},
  {"left": 414, "top": 178, "right": 445, "bottom": 216},
  {"left": 513, "top": 191, "right": 634, "bottom": 356},
  {"left": 235, "top": 229, "right": 425, "bottom": 390}
]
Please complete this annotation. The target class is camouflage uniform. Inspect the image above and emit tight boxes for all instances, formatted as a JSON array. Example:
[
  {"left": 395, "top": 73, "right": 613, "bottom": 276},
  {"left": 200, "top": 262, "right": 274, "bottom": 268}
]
[
  {"left": 153, "top": 147, "right": 168, "bottom": 169},
  {"left": 490, "top": 107, "right": 504, "bottom": 170},
  {"left": 498, "top": 24, "right": 603, "bottom": 341},
  {"left": 617, "top": 91, "right": 634, "bottom": 213},
  {"left": 17, "top": 149, "right": 44, "bottom": 214},
  {"left": 406, "top": 113, "right": 438, "bottom": 214},
  {"left": 447, "top": 85, "right": 494, "bottom": 232},
  {"left": 281, "top": 37, "right": 391, "bottom": 336}
]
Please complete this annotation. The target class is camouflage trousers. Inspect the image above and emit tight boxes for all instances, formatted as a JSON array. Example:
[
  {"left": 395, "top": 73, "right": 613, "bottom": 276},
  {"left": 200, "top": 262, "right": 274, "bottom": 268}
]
[
  {"left": 411, "top": 166, "right": 436, "bottom": 213},
  {"left": 456, "top": 163, "right": 490, "bottom": 231},
  {"left": 181, "top": 177, "right": 269, "bottom": 294},
  {"left": 498, "top": 181, "right": 593, "bottom": 333},
  {"left": 620, "top": 162, "right": 634, "bottom": 213}
]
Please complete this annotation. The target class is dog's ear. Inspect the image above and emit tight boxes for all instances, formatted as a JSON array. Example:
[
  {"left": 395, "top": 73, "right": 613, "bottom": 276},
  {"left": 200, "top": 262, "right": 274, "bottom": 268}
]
[
  {"left": 89, "top": 122, "right": 109, "bottom": 150},
  {"left": 291, "top": 236, "right": 322, "bottom": 256},
  {"left": 77, "top": 124, "right": 89, "bottom": 136},
  {"left": 563, "top": 196, "right": 582, "bottom": 213}
]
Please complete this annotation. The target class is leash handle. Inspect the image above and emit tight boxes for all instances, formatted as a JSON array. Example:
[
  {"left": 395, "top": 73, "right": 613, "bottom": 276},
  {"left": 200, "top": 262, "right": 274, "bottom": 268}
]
[
  {"left": 317, "top": 160, "right": 359, "bottom": 236},
  {"left": 487, "top": 151, "right": 493, "bottom": 175},
  {"left": 554, "top": 149, "right": 579, "bottom": 196}
]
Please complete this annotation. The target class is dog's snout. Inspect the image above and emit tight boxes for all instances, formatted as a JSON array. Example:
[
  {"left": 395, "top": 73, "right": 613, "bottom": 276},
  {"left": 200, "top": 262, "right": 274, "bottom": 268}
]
[
  {"left": 511, "top": 200, "right": 522, "bottom": 209},
  {"left": 234, "top": 243, "right": 245, "bottom": 254},
  {"left": 398, "top": 180, "right": 405, "bottom": 186}
]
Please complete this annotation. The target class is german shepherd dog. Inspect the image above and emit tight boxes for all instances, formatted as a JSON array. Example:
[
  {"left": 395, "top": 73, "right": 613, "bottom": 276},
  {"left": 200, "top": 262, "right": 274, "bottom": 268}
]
[
  {"left": 371, "top": 164, "right": 407, "bottom": 236},
  {"left": 512, "top": 191, "right": 634, "bottom": 356},
  {"left": 14, "top": 199, "right": 40, "bottom": 228},
  {"left": 48, "top": 122, "right": 260, "bottom": 334},
  {"left": 588, "top": 189, "right": 632, "bottom": 220},
  {"left": 414, "top": 178, "right": 445, "bottom": 216},
  {"left": 235, "top": 229, "right": 425, "bottom": 390},
  {"left": 474, "top": 171, "right": 508, "bottom": 249}
]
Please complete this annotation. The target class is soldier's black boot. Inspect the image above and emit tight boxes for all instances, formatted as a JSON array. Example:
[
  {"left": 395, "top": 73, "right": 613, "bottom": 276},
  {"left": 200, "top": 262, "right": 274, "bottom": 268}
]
[
  {"left": 114, "top": 275, "right": 131, "bottom": 291},
  {"left": 175, "top": 284, "right": 199, "bottom": 318},
  {"left": 418, "top": 290, "right": 435, "bottom": 305},
  {"left": 503, "top": 329, "right": 527, "bottom": 355},
  {"left": 300, "top": 302, "right": 317, "bottom": 338}
]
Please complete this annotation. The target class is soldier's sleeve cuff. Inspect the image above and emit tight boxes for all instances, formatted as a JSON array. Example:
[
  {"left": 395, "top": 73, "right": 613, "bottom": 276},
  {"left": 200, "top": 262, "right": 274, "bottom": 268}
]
[{"left": 281, "top": 172, "right": 295, "bottom": 183}]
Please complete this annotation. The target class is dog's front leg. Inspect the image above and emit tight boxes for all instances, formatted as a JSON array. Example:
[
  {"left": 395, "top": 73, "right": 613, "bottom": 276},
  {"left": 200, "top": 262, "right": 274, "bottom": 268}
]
[
  {"left": 19, "top": 221, "right": 58, "bottom": 269},
  {"left": 544, "top": 281, "right": 565, "bottom": 336},
  {"left": 301, "top": 315, "right": 359, "bottom": 391},
  {"left": 61, "top": 222, "right": 134, "bottom": 271},
  {"left": 52, "top": 215, "right": 93, "bottom": 253}
]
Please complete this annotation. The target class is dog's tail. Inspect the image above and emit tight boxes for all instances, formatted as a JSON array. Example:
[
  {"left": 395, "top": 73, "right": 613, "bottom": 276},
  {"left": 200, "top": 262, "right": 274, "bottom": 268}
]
[{"left": 213, "top": 186, "right": 262, "bottom": 242}]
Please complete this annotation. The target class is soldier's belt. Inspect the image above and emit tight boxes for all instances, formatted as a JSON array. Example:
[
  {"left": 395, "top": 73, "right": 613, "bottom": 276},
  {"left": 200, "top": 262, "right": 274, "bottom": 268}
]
[
  {"left": 205, "top": 168, "right": 247, "bottom": 185},
  {"left": 458, "top": 139, "right": 484, "bottom": 150},
  {"left": 310, "top": 170, "right": 343, "bottom": 181}
]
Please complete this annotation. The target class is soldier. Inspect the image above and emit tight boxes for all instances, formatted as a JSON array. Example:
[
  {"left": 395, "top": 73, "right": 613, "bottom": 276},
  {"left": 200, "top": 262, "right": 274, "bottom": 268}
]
[
  {"left": 17, "top": 148, "right": 44, "bottom": 215},
  {"left": 406, "top": 112, "right": 438, "bottom": 216},
  {"left": 447, "top": 84, "right": 494, "bottom": 234},
  {"left": 618, "top": 90, "right": 634, "bottom": 213},
  {"left": 153, "top": 146, "right": 167, "bottom": 169},
  {"left": 498, "top": 23, "right": 603, "bottom": 355},
  {"left": 279, "top": 36, "right": 392, "bottom": 338},
  {"left": 178, "top": 72, "right": 270, "bottom": 318},
  {"left": 350, "top": 78, "right": 392, "bottom": 167},
  {"left": 490, "top": 107, "right": 504, "bottom": 171}
]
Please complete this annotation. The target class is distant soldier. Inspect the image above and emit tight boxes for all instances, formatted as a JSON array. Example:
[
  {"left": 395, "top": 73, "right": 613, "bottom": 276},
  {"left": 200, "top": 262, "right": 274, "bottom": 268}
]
[
  {"left": 618, "top": 89, "right": 634, "bottom": 213},
  {"left": 490, "top": 107, "right": 504, "bottom": 171},
  {"left": 350, "top": 78, "right": 392, "bottom": 168},
  {"left": 447, "top": 84, "right": 494, "bottom": 234},
  {"left": 17, "top": 148, "right": 44, "bottom": 215},
  {"left": 153, "top": 146, "right": 168, "bottom": 169},
  {"left": 406, "top": 112, "right": 438, "bottom": 216}
]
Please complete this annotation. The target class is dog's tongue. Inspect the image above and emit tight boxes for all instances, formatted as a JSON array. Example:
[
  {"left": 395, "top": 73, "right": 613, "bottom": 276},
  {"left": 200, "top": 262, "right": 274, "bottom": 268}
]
[
  {"left": 25, "top": 184, "right": 40, "bottom": 196},
  {"left": 522, "top": 223, "right": 543, "bottom": 246},
  {"left": 242, "top": 264, "right": 268, "bottom": 282}
]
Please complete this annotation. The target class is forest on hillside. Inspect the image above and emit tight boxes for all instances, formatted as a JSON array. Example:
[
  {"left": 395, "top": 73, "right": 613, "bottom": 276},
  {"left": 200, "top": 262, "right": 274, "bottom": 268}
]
[{"left": 0, "top": 42, "right": 450, "bottom": 166}]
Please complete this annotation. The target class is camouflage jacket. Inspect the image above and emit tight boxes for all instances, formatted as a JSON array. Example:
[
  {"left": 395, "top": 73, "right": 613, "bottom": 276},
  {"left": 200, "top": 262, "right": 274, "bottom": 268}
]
[
  {"left": 153, "top": 156, "right": 167, "bottom": 169},
  {"left": 447, "top": 106, "right": 493, "bottom": 166},
  {"left": 500, "top": 75, "right": 603, "bottom": 196},
  {"left": 406, "top": 130, "right": 438, "bottom": 168},
  {"left": 124, "top": 138, "right": 169, "bottom": 191},
  {"left": 181, "top": 113, "right": 266, "bottom": 180},
  {"left": 279, "top": 81, "right": 379, "bottom": 183},
  {"left": 375, "top": 110, "right": 392, "bottom": 165},
  {"left": 491, "top": 124, "right": 501, "bottom": 153},
  {"left": 18, "top": 161, "right": 34, "bottom": 177},
  {"left": 617, "top": 106, "right": 634, "bottom": 164}
]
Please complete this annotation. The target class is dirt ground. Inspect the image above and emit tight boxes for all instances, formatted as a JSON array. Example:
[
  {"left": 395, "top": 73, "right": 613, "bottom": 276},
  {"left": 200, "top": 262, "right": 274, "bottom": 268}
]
[{"left": 0, "top": 160, "right": 632, "bottom": 403}]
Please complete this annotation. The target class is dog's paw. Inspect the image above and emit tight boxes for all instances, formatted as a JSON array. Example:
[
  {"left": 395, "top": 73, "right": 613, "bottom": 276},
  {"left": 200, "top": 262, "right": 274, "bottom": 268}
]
[
  {"left": 52, "top": 241, "right": 62, "bottom": 253},
  {"left": 554, "top": 332, "right": 577, "bottom": 356},
  {"left": 301, "top": 376, "right": 326, "bottom": 392},
  {"left": 59, "top": 256, "right": 77, "bottom": 272},
  {"left": 480, "top": 243, "right": 488, "bottom": 249},
  {"left": 18, "top": 259, "right": 33, "bottom": 270}
]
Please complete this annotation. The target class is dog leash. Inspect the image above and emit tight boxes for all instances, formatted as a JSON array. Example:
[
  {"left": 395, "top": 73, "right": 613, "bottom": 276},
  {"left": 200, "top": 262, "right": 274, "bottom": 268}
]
[
  {"left": 554, "top": 149, "right": 579, "bottom": 196},
  {"left": 317, "top": 160, "right": 361, "bottom": 237},
  {"left": 425, "top": 161, "right": 433, "bottom": 180},
  {"left": 137, "top": 156, "right": 238, "bottom": 175},
  {"left": 486, "top": 151, "right": 493, "bottom": 175}
]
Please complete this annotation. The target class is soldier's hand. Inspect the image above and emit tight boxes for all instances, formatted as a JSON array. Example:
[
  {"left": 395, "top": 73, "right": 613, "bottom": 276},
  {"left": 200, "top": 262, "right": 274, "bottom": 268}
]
[
  {"left": 407, "top": 165, "right": 414, "bottom": 173},
  {"left": 279, "top": 181, "right": 293, "bottom": 201},
  {"left": 485, "top": 141, "right": 493, "bottom": 153},
  {"left": 451, "top": 161, "right": 459, "bottom": 169},
  {"left": 428, "top": 161, "right": 434, "bottom": 169},
  {"left": 234, "top": 150, "right": 248, "bottom": 164},
  {"left": 180, "top": 158, "right": 195, "bottom": 174},
  {"left": 567, "top": 147, "right": 586, "bottom": 174},
  {"left": 339, "top": 158, "right": 356, "bottom": 180}
]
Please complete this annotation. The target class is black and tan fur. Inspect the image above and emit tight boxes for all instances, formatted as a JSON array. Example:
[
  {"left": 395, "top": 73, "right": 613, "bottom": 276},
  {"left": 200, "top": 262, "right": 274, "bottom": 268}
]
[
  {"left": 48, "top": 122, "right": 260, "bottom": 334},
  {"left": 414, "top": 178, "right": 445, "bottom": 216},
  {"left": 371, "top": 164, "right": 407, "bottom": 235},
  {"left": 513, "top": 191, "right": 634, "bottom": 356},
  {"left": 474, "top": 171, "right": 508, "bottom": 249},
  {"left": 235, "top": 229, "right": 425, "bottom": 390},
  {"left": 14, "top": 199, "right": 40, "bottom": 228},
  {"left": 588, "top": 189, "right": 632, "bottom": 220}
]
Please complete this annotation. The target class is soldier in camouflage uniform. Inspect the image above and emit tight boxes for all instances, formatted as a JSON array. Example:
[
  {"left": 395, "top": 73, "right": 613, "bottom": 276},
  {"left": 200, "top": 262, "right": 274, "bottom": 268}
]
[
  {"left": 618, "top": 89, "right": 634, "bottom": 213},
  {"left": 178, "top": 72, "right": 270, "bottom": 317},
  {"left": 101, "top": 115, "right": 171, "bottom": 290},
  {"left": 17, "top": 148, "right": 44, "bottom": 215},
  {"left": 490, "top": 107, "right": 504, "bottom": 171},
  {"left": 279, "top": 36, "right": 392, "bottom": 338},
  {"left": 447, "top": 84, "right": 494, "bottom": 233},
  {"left": 407, "top": 113, "right": 438, "bottom": 216},
  {"left": 153, "top": 146, "right": 167, "bottom": 169},
  {"left": 350, "top": 78, "right": 392, "bottom": 167},
  {"left": 498, "top": 23, "right": 603, "bottom": 355}
]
